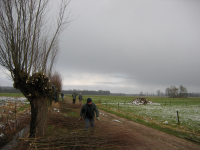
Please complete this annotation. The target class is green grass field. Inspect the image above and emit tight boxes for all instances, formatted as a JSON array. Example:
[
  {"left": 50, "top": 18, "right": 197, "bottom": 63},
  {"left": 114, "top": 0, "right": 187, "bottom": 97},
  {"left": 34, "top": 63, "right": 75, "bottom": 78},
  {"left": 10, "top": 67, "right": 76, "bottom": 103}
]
[{"left": 0, "top": 93, "right": 24, "bottom": 97}]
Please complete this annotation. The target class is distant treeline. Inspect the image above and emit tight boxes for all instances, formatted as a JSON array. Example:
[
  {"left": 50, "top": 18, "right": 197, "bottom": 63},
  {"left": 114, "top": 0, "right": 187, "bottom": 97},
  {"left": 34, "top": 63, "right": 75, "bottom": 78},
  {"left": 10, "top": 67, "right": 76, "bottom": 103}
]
[
  {"left": 0, "top": 86, "right": 21, "bottom": 93},
  {"left": 0, "top": 86, "right": 199, "bottom": 97},
  {"left": 0, "top": 86, "right": 111, "bottom": 95},
  {"left": 63, "top": 90, "right": 110, "bottom": 95}
]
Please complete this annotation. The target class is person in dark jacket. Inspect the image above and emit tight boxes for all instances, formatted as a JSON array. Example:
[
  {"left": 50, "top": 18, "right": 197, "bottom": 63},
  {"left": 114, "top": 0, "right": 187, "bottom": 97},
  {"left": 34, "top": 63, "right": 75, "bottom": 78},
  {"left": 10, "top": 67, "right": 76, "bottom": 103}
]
[
  {"left": 78, "top": 92, "right": 83, "bottom": 104},
  {"left": 61, "top": 93, "right": 64, "bottom": 100},
  {"left": 72, "top": 91, "right": 78, "bottom": 104},
  {"left": 80, "top": 98, "right": 100, "bottom": 130}
]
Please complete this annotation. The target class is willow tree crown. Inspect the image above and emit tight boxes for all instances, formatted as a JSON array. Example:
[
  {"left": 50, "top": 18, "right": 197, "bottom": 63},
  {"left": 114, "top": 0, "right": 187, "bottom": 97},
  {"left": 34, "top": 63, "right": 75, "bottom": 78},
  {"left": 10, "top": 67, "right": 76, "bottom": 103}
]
[{"left": 0, "top": 0, "right": 70, "bottom": 80}]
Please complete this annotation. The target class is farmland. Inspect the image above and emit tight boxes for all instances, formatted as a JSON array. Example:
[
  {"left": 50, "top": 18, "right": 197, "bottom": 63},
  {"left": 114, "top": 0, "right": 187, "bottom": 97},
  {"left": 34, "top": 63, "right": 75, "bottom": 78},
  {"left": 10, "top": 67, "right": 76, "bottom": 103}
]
[
  {"left": 1, "top": 93, "right": 200, "bottom": 135},
  {"left": 1, "top": 93, "right": 200, "bottom": 148},
  {"left": 1, "top": 93, "right": 200, "bottom": 143}
]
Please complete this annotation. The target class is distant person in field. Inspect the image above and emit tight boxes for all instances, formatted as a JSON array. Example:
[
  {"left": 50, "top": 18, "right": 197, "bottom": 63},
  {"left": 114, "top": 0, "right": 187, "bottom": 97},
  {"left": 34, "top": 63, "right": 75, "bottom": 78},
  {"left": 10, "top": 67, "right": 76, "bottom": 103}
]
[
  {"left": 80, "top": 98, "right": 100, "bottom": 130},
  {"left": 78, "top": 92, "right": 83, "bottom": 104},
  {"left": 72, "top": 91, "right": 78, "bottom": 104},
  {"left": 61, "top": 93, "right": 64, "bottom": 100}
]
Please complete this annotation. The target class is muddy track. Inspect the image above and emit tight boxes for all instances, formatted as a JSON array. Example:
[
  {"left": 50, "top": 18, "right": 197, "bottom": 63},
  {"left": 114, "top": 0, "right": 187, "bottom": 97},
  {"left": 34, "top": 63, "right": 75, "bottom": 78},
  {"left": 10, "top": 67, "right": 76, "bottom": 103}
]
[{"left": 98, "top": 109, "right": 200, "bottom": 150}]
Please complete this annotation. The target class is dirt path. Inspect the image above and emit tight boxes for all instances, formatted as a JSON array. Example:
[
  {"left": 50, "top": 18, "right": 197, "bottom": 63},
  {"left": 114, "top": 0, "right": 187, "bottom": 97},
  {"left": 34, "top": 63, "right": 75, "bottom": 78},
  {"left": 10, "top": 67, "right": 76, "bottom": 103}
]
[{"left": 97, "top": 109, "right": 200, "bottom": 150}]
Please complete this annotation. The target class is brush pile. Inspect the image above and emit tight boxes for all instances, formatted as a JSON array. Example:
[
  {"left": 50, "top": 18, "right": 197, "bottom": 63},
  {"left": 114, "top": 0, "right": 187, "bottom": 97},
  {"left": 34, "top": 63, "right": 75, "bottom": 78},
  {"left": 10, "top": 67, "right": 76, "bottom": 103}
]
[
  {"left": 132, "top": 98, "right": 150, "bottom": 105},
  {"left": 132, "top": 98, "right": 160, "bottom": 105}
]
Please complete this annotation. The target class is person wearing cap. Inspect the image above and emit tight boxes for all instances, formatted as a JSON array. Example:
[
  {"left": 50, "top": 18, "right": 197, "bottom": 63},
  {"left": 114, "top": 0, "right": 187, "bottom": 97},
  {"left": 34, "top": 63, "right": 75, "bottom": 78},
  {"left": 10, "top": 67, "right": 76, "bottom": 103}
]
[
  {"left": 80, "top": 98, "right": 100, "bottom": 130},
  {"left": 72, "top": 91, "right": 78, "bottom": 104}
]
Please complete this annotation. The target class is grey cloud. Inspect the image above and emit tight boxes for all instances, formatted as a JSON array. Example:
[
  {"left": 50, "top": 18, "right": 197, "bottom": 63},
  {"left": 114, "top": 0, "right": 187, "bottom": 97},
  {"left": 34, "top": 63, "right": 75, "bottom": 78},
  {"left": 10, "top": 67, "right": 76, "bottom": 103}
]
[
  {"left": 94, "top": 82, "right": 120, "bottom": 85},
  {"left": 57, "top": 0, "right": 200, "bottom": 93},
  {"left": 1, "top": 0, "right": 200, "bottom": 94}
]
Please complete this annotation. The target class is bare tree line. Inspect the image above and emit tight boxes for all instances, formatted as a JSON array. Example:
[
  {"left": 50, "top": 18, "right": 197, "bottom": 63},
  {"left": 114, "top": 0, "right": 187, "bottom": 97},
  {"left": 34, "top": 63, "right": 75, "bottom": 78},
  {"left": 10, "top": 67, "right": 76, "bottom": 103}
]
[{"left": 165, "top": 85, "right": 188, "bottom": 98}]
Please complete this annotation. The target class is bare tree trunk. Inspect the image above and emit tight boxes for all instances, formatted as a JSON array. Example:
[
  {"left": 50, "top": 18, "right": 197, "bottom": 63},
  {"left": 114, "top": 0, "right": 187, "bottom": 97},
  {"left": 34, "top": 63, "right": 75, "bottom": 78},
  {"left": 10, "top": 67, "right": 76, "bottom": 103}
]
[{"left": 29, "top": 97, "right": 48, "bottom": 138}]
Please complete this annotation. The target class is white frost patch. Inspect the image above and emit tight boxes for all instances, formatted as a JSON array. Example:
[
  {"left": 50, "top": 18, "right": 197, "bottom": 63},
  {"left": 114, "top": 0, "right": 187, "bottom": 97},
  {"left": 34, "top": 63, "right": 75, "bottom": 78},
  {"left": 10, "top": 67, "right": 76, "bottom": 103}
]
[
  {"left": 54, "top": 108, "right": 60, "bottom": 113},
  {"left": 0, "top": 96, "right": 27, "bottom": 101},
  {"left": 0, "top": 124, "right": 5, "bottom": 129},
  {"left": 112, "top": 119, "right": 122, "bottom": 124},
  {"left": 0, "top": 133, "right": 4, "bottom": 138},
  {"left": 99, "top": 112, "right": 111, "bottom": 118},
  {"left": 163, "top": 121, "right": 169, "bottom": 125},
  {"left": 120, "top": 104, "right": 200, "bottom": 129}
]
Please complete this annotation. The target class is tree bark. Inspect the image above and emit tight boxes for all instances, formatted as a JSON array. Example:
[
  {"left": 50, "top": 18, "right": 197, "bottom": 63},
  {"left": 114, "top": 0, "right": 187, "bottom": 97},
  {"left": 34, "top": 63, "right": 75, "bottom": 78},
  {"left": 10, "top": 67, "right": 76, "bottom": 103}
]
[{"left": 29, "top": 97, "right": 48, "bottom": 138}]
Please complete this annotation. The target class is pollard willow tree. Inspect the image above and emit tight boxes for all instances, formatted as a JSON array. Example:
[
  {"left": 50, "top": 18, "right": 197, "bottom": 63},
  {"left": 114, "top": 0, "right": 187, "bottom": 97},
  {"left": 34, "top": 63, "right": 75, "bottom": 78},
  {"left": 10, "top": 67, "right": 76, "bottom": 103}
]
[{"left": 0, "top": 0, "right": 70, "bottom": 137}]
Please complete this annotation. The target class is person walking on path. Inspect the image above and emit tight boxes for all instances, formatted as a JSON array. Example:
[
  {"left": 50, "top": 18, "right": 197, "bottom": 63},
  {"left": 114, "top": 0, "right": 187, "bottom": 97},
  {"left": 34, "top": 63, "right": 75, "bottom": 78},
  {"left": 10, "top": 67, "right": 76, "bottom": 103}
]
[
  {"left": 61, "top": 93, "right": 64, "bottom": 100},
  {"left": 78, "top": 92, "right": 83, "bottom": 104},
  {"left": 80, "top": 98, "right": 100, "bottom": 130},
  {"left": 72, "top": 91, "right": 78, "bottom": 104}
]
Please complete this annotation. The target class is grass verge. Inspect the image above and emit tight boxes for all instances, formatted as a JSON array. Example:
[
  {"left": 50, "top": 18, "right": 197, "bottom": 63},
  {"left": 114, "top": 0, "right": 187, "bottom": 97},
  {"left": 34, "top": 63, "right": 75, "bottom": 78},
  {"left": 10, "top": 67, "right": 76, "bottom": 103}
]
[{"left": 98, "top": 105, "right": 200, "bottom": 144}]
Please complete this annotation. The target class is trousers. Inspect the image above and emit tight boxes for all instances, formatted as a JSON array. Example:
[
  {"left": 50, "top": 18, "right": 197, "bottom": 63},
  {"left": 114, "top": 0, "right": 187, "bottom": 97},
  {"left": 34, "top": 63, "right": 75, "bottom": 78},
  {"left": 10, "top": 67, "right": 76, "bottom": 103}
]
[
  {"left": 84, "top": 118, "right": 94, "bottom": 130},
  {"left": 73, "top": 99, "right": 76, "bottom": 104}
]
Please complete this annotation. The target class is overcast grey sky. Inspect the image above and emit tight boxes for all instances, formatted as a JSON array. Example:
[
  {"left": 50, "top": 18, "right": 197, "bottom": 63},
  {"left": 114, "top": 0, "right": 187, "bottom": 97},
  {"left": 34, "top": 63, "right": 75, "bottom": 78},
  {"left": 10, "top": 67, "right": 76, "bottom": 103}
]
[{"left": 1, "top": 0, "right": 200, "bottom": 94}]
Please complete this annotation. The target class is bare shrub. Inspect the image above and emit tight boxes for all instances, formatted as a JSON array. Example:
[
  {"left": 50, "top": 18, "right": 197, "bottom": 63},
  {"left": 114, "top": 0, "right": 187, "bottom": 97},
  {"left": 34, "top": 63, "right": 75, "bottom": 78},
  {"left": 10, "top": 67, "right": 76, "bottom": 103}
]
[{"left": 50, "top": 71, "right": 62, "bottom": 93}]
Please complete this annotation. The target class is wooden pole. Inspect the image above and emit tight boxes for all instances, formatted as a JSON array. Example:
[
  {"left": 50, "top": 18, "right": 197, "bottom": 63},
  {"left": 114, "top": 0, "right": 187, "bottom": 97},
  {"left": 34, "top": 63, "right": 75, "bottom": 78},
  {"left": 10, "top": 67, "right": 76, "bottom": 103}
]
[{"left": 177, "top": 111, "right": 180, "bottom": 124}]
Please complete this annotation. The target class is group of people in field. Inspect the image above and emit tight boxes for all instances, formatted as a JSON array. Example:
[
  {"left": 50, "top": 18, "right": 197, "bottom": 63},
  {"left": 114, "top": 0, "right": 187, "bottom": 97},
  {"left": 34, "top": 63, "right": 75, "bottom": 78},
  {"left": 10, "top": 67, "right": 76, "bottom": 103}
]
[{"left": 61, "top": 91, "right": 100, "bottom": 130}]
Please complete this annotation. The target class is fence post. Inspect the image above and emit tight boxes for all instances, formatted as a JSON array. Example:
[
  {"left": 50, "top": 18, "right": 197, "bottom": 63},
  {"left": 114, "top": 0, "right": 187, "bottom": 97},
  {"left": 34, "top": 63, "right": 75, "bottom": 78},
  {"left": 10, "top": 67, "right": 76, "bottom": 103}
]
[
  {"left": 177, "top": 111, "right": 180, "bottom": 124},
  {"left": 118, "top": 103, "right": 119, "bottom": 110}
]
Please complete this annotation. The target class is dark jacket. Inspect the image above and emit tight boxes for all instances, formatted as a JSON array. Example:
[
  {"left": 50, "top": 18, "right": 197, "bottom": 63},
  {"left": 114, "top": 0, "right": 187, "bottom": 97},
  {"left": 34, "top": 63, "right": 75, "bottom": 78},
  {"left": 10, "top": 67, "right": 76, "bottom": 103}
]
[
  {"left": 80, "top": 103, "right": 99, "bottom": 119},
  {"left": 79, "top": 94, "right": 83, "bottom": 100},
  {"left": 72, "top": 93, "right": 78, "bottom": 99}
]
